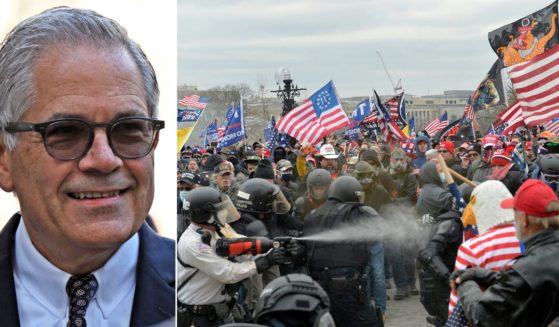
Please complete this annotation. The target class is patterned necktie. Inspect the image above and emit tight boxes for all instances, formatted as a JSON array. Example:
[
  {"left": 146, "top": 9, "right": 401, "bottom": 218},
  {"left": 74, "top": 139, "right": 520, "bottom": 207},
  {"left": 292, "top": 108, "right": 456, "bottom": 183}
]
[{"left": 66, "top": 274, "right": 98, "bottom": 327}]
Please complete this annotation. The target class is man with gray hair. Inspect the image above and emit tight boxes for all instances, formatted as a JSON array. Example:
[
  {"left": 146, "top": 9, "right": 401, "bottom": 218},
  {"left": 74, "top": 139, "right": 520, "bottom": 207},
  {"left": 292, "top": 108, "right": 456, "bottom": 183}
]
[
  {"left": 0, "top": 7, "right": 174, "bottom": 327},
  {"left": 451, "top": 179, "right": 559, "bottom": 326}
]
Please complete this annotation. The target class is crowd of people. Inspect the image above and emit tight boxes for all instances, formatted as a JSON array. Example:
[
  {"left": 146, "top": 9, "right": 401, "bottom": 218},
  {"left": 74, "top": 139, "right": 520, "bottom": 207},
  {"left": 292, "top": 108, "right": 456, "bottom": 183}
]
[{"left": 177, "top": 130, "right": 559, "bottom": 327}]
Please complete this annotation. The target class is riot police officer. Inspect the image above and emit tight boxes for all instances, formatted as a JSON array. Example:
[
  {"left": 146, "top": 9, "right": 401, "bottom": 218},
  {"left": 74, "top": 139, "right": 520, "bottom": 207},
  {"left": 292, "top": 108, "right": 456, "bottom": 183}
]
[
  {"left": 177, "top": 187, "right": 289, "bottom": 327},
  {"left": 304, "top": 176, "right": 380, "bottom": 327}
]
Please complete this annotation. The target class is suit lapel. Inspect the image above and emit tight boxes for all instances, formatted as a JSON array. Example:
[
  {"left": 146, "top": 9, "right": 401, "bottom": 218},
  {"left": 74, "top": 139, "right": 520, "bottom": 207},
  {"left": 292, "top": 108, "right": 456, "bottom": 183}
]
[
  {"left": 0, "top": 214, "right": 22, "bottom": 327},
  {"left": 130, "top": 223, "right": 175, "bottom": 326}
]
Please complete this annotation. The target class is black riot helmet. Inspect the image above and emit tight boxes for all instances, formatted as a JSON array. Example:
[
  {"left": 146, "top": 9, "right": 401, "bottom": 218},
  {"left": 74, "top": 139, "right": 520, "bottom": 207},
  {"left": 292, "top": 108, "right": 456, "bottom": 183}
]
[
  {"left": 307, "top": 168, "right": 331, "bottom": 202},
  {"left": 538, "top": 154, "right": 559, "bottom": 190},
  {"left": 236, "top": 178, "right": 291, "bottom": 215},
  {"left": 328, "top": 175, "right": 364, "bottom": 203},
  {"left": 183, "top": 187, "right": 239, "bottom": 225},
  {"left": 539, "top": 153, "right": 559, "bottom": 175},
  {"left": 254, "top": 274, "right": 335, "bottom": 327}
]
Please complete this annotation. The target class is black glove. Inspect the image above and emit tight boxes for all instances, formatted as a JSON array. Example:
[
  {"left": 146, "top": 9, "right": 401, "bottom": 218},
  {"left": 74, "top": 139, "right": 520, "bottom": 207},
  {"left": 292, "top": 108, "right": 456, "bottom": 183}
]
[
  {"left": 255, "top": 248, "right": 287, "bottom": 273},
  {"left": 285, "top": 239, "right": 301, "bottom": 257},
  {"left": 449, "top": 269, "right": 466, "bottom": 283},
  {"left": 458, "top": 268, "right": 498, "bottom": 288}
]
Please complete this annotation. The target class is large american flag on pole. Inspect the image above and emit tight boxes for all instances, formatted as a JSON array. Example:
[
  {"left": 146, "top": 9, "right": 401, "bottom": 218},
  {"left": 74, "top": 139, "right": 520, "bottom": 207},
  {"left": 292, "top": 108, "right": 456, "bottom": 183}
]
[
  {"left": 424, "top": 111, "right": 448, "bottom": 137},
  {"left": 178, "top": 95, "right": 209, "bottom": 109},
  {"left": 492, "top": 101, "right": 524, "bottom": 136},
  {"left": 544, "top": 117, "right": 559, "bottom": 134},
  {"left": 508, "top": 43, "right": 559, "bottom": 127},
  {"left": 276, "top": 81, "right": 349, "bottom": 145}
]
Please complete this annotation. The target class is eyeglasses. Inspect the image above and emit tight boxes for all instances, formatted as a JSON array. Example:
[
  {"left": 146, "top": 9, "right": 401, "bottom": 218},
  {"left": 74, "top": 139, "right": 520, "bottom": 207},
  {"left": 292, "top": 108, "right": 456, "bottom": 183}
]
[
  {"left": 4, "top": 116, "right": 164, "bottom": 160},
  {"left": 467, "top": 152, "right": 480, "bottom": 158},
  {"left": 438, "top": 150, "right": 449, "bottom": 153}
]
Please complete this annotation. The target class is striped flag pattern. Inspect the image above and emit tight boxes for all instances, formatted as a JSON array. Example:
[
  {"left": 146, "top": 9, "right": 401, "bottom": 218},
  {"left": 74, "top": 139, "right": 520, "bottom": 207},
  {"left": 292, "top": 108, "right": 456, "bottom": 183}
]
[
  {"left": 448, "top": 223, "right": 521, "bottom": 315},
  {"left": 544, "top": 117, "right": 559, "bottom": 134},
  {"left": 276, "top": 81, "right": 349, "bottom": 145},
  {"left": 178, "top": 95, "right": 208, "bottom": 109},
  {"left": 493, "top": 101, "right": 524, "bottom": 135},
  {"left": 508, "top": 43, "right": 559, "bottom": 127},
  {"left": 424, "top": 111, "right": 448, "bottom": 137},
  {"left": 217, "top": 126, "right": 226, "bottom": 140},
  {"left": 464, "top": 101, "right": 475, "bottom": 120}
]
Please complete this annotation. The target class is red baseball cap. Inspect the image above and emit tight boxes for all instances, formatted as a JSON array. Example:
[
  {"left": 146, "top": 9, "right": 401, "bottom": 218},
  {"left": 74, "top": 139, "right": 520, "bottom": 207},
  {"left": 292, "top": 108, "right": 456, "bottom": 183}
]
[
  {"left": 501, "top": 179, "right": 559, "bottom": 217},
  {"left": 438, "top": 141, "right": 455, "bottom": 154}
]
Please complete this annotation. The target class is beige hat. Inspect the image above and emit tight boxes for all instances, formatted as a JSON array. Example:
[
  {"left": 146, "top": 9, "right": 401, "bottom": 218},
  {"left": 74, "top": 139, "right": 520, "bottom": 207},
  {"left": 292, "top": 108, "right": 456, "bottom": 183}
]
[{"left": 319, "top": 144, "right": 339, "bottom": 159}]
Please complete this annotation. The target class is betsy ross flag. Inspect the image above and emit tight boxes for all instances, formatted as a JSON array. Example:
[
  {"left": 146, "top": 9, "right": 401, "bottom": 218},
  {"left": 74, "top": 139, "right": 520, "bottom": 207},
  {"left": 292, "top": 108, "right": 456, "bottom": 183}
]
[
  {"left": 492, "top": 101, "right": 524, "bottom": 136},
  {"left": 276, "top": 81, "right": 349, "bottom": 145},
  {"left": 508, "top": 43, "right": 559, "bottom": 127},
  {"left": 178, "top": 95, "right": 208, "bottom": 109},
  {"left": 424, "top": 111, "right": 448, "bottom": 137}
]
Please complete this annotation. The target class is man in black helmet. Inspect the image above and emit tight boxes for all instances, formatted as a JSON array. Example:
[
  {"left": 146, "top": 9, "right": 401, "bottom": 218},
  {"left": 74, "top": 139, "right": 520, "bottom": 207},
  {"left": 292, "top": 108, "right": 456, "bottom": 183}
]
[
  {"left": 294, "top": 168, "right": 332, "bottom": 220},
  {"left": 303, "top": 176, "right": 381, "bottom": 326},
  {"left": 177, "top": 187, "right": 292, "bottom": 327},
  {"left": 253, "top": 274, "right": 336, "bottom": 326}
]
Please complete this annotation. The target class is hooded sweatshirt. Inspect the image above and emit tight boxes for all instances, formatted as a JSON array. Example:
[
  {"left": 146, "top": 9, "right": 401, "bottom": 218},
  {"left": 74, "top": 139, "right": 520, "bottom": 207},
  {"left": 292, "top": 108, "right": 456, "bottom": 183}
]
[
  {"left": 417, "top": 161, "right": 454, "bottom": 217},
  {"left": 413, "top": 135, "right": 431, "bottom": 169}
]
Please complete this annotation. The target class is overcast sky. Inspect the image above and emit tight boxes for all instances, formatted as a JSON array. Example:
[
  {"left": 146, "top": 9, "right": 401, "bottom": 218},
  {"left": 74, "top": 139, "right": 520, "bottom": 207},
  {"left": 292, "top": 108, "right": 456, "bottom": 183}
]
[{"left": 179, "top": 0, "right": 554, "bottom": 98}]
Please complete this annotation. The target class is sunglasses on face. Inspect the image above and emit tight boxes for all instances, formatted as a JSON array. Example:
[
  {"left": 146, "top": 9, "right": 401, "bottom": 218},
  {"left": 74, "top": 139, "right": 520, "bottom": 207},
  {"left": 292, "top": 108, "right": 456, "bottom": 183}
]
[
  {"left": 4, "top": 116, "right": 164, "bottom": 160},
  {"left": 438, "top": 150, "right": 449, "bottom": 153},
  {"left": 467, "top": 152, "right": 479, "bottom": 158}
]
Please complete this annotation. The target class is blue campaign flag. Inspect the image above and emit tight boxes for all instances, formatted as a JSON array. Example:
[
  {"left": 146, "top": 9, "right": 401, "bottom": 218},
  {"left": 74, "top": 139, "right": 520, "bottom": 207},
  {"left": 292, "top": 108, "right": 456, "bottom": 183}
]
[
  {"left": 344, "top": 119, "right": 361, "bottom": 141},
  {"left": 218, "top": 101, "right": 246, "bottom": 148},
  {"left": 177, "top": 108, "right": 203, "bottom": 122},
  {"left": 351, "top": 99, "right": 372, "bottom": 122},
  {"left": 206, "top": 121, "right": 218, "bottom": 145}
]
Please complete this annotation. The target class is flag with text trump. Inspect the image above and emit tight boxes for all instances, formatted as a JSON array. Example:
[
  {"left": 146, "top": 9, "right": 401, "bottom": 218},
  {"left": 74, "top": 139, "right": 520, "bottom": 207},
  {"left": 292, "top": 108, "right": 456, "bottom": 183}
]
[{"left": 276, "top": 81, "right": 349, "bottom": 145}]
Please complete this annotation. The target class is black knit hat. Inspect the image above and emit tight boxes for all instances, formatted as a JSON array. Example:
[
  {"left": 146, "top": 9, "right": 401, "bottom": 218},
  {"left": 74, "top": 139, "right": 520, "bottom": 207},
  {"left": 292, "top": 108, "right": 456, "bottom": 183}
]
[{"left": 253, "top": 159, "right": 275, "bottom": 180}]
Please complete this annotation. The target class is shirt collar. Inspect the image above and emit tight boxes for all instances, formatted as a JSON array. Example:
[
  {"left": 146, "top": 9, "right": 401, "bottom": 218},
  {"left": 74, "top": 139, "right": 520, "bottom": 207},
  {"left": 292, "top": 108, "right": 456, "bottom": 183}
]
[{"left": 14, "top": 217, "right": 139, "bottom": 319}]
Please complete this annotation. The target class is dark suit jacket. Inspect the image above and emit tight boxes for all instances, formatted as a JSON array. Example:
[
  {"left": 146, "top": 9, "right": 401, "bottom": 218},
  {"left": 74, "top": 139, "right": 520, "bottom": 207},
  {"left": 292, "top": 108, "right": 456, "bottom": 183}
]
[{"left": 0, "top": 213, "right": 175, "bottom": 327}]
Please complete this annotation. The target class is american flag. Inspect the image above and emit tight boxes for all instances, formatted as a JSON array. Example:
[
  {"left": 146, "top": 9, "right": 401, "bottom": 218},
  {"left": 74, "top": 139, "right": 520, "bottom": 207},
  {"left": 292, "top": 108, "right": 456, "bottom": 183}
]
[
  {"left": 508, "top": 43, "right": 559, "bottom": 127},
  {"left": 445, "top": 304, "right": 470, "bottom": 327},
  {"left": 372, "top": 90, "right": 407, "bottom": 142},
  {"left": 493, "top": 101, "right": 524, "bottom": 136},
  {"left": 544, "top": 117, "right": 559, "bottom": 134},
  {"left": 424, "top": 111, "right": 448, "bottom": 137},
  {"left": 178, "top": 95, "right": 208, "bottom": 109},
  {"left": 276, "top": 81, "right": 349, "bottom": 145},
  {"left": 363, "top": 101, "right": 379, "bottom": 123}
]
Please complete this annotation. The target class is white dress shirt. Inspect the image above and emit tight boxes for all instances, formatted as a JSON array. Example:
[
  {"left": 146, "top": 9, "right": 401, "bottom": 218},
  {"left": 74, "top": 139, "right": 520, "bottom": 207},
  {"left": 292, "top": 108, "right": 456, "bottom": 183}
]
[
  {"left": 13, "top": 217, "right": 139, "bottom": 327},
  {"left": 177, "top": 223, "right": 257, "bottom": 305}
]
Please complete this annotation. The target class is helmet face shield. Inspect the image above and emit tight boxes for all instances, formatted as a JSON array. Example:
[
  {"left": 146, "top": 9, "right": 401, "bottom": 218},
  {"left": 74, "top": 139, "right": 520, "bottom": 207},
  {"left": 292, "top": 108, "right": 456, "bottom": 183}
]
[
  {"left": 214, "top": 194, "right": 240, "bottom": 224},
  {"left": 272, "top": 187, "right": 291, "bottom": 214},
  {"left": 315, "top": 311, "right": 336, "bottom": 327},
  {"left": 355, "top": 190, "right": 365, "bottom": 204}
]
